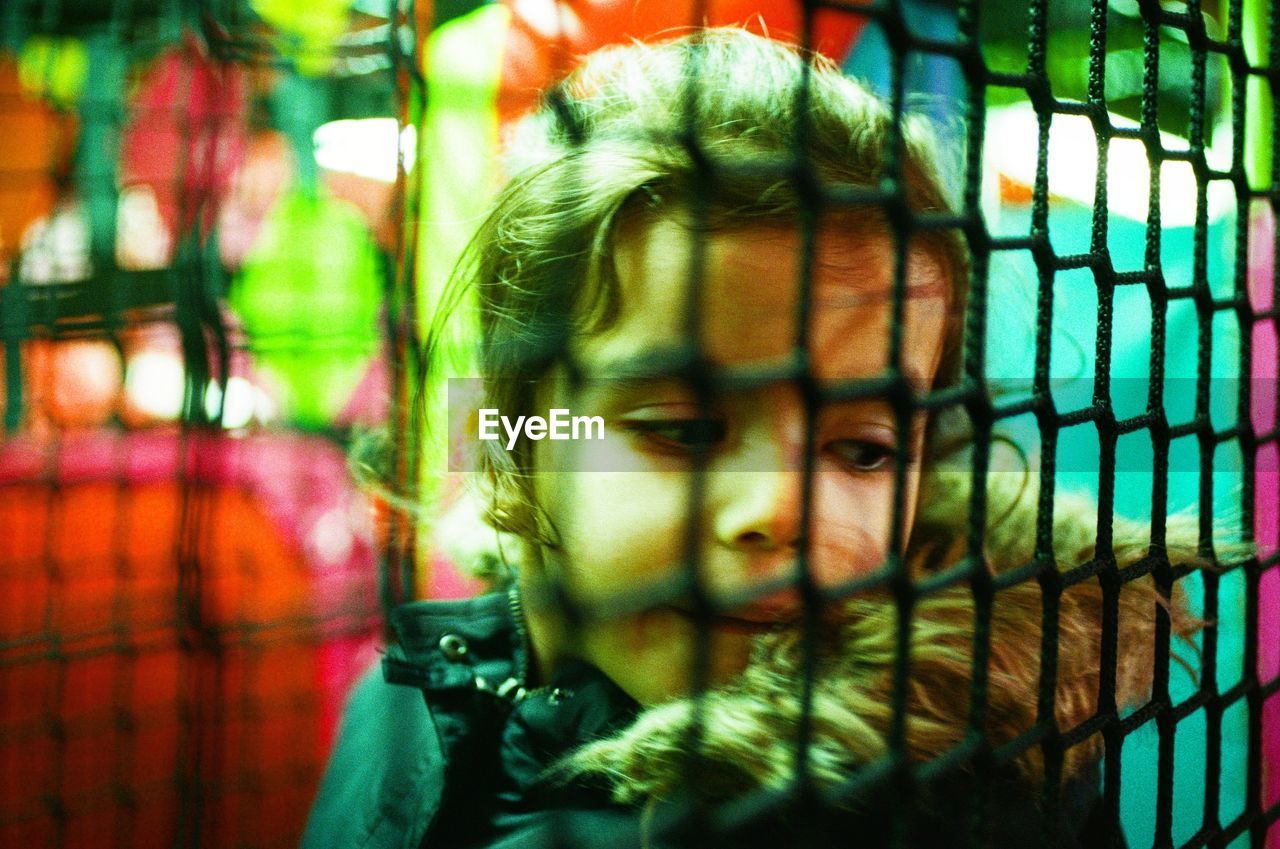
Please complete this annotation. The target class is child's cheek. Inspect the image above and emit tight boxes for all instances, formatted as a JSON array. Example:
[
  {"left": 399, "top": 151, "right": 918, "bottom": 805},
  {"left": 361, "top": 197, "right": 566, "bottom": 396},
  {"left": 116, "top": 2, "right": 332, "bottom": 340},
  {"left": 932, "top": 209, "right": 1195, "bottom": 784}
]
[
  {"left": 546, "top": 470, "right": 692, "bottom": 599},
  {"left": 807, "top": 474, "right": 901, "bottom": 582}
]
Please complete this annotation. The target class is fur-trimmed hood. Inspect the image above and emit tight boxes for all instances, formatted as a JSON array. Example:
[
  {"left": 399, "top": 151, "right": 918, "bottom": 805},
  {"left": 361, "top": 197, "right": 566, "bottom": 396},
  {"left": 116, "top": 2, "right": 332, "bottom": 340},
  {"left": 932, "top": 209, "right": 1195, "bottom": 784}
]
[{"left": 555, "top": 468, "right": 1236, "bottom": 807}]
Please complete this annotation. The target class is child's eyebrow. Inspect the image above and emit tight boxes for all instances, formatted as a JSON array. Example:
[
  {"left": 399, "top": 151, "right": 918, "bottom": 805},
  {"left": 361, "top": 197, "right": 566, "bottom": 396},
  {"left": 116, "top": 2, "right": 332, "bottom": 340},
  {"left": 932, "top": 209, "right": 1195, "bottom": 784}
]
[
  {"left": 576, "top": 352, "right": 933, "bottom": 398},
  {"left": 568, "top": 372, "right": 695, "bottom": 410},
  {"left": 579, "top": 350, "right": 700, "bottom": 382},
  {"left": 812, "top": 279, "right": 948, "bottom": 307},
  {"left": 820, "top": 368, "right": 932, "bottom": 399}
]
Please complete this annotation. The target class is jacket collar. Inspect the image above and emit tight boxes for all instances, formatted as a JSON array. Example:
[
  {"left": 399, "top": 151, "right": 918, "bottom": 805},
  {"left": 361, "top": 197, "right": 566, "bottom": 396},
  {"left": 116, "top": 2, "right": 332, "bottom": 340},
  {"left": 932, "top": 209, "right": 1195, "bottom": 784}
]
[
  {"left": 381, "top": 587, "right": 638, "bottom": 719},
  {"left": 381, "top": 588, "right": 639, "bottom": 845},
  {"left": 383, "top": 589, "right": 530, "bottom": 699}
]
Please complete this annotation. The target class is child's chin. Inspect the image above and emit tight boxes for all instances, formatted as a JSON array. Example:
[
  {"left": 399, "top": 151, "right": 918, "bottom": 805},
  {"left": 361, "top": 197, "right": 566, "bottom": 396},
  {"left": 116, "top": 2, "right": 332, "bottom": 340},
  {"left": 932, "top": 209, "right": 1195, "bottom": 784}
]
[{"left": 599, "top": 608, "right": 757, "bottom": 705}]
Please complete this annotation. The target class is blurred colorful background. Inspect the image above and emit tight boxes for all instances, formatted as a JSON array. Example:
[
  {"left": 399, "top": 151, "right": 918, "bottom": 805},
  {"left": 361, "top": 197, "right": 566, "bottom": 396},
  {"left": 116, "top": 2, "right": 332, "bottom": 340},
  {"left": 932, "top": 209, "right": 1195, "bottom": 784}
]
[{"left": 0, "top": 1, "right": 1275, "bottom": 847}]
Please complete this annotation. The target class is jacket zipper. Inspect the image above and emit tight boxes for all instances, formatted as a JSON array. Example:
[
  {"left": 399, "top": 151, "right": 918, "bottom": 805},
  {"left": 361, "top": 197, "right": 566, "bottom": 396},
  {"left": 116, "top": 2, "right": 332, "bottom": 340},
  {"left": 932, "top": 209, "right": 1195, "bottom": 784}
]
[{"left": 506, "top": 584, "right": 556, "bottom": 702}]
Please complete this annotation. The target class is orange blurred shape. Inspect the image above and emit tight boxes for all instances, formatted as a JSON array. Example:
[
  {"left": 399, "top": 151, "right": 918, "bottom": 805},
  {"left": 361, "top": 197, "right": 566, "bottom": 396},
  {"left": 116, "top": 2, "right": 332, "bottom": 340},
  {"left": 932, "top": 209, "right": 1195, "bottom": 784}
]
[
  {"left": 217, "top": 130, "right": 293, "bottom": 268},
  {"left": 999, "top": 172, "right": 1034, "bottom": 205},
  {"left": 19, "top": 338, "right": 122, "bottom": 434},
  {"left": 0, "top": 55, "right": 74, "bottom": 266},
  {"left": 323, "top": 169, "right": 398, "bottom": 249},
  {"left": 497, "top": 0, "right": 868, "bottom": 123},
  {"left": 0, "top": 474, "right": 324, "bottom": 848}
]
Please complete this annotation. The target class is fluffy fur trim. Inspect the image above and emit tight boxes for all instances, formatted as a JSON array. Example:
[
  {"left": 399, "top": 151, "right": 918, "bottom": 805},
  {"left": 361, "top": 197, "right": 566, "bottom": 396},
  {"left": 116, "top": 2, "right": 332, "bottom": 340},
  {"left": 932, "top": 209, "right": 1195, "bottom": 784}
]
[{"left": 555, "top": 469, "right": 1244, "bottom": 804}]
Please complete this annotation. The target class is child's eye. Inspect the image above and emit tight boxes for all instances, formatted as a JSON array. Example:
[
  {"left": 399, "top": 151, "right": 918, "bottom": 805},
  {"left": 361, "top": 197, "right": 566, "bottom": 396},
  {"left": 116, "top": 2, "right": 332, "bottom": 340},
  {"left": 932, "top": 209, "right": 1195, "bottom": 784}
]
[
  {"left": 625, "top": 419, "right": 727, "bottom": 453},
  {"left": 827, "top": 439, "right": 896, "bottom": 472}
]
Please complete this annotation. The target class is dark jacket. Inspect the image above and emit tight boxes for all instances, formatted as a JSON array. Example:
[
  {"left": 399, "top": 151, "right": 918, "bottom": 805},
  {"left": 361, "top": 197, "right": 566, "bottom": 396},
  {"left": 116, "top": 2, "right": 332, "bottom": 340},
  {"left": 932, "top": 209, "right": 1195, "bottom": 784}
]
[{"left": 301, "top": 591, "right": 1125, "bottom": 849}]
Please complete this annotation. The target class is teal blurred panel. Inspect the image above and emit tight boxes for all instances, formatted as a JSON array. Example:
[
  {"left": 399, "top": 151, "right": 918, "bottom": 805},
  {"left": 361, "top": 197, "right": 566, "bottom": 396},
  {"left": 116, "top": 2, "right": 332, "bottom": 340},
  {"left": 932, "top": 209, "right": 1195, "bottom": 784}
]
[{"left": 987, "top": 200, "right": 1246, "bottom": 845}]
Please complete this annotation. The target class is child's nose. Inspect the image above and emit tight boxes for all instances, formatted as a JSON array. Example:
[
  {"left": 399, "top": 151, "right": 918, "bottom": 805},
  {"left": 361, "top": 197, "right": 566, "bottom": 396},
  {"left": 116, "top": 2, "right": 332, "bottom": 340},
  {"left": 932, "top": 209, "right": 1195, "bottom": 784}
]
[
  {"left": 709, "top": 395, "right": 807, "bottom": 552},
  {"left": 711, "top": 469, "right": 804, "bottom": 553}
]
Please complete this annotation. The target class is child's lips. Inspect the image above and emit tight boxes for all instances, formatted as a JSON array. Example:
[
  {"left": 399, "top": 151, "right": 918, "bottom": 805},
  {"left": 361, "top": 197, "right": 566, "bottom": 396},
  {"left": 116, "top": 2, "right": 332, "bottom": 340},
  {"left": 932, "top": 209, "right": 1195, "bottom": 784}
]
[{"left": 662, "top": 604, "right": 800, "bottom": 635}]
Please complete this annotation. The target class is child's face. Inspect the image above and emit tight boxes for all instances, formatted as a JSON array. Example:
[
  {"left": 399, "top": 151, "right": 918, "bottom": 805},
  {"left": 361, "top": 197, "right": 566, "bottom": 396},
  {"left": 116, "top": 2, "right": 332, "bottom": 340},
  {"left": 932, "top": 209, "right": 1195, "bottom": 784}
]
[{"left": 528, "top": 215, "right": 950, "bottom": 705}]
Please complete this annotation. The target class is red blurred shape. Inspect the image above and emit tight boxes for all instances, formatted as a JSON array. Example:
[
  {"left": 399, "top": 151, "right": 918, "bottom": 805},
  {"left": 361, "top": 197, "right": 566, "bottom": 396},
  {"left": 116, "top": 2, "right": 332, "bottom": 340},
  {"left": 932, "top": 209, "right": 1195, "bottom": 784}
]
[
  {"left": 120, "top": 35, "right": 248, "bottom": 245},
  {"left": 499, "top": 0, "right": 867, "bottom": 122},
  {"left": 0, "top": 431, "right": 381, "bottom": 849}
]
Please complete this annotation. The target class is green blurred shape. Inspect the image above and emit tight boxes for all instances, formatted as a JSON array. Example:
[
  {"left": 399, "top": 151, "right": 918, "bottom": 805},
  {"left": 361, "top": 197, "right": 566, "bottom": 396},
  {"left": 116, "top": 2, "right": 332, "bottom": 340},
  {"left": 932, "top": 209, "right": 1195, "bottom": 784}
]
[
  {"left": 251, "top": 0, "right": 352, "bottom": 75},
  {"left": 231, "top": 190, "right": 382, "bottom": 428},
  {"left": 1244, "top": 0, "right": 1272, "bottom": 189},
  {"left": 18, "top": 35, "right": 87, "bottom": 107},
  {"left": 413, "top": 3, "right": 507, "bottom": 485},
  {"left": 416, "top": 2, "right": 507, "bottom": 338}
]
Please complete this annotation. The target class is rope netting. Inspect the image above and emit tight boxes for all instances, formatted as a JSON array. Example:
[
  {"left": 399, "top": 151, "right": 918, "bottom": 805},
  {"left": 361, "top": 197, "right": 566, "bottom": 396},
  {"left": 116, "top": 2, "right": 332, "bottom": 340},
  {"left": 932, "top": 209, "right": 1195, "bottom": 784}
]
[{"left": 0, "top": 1, "right": 1275, "bottom": 848}]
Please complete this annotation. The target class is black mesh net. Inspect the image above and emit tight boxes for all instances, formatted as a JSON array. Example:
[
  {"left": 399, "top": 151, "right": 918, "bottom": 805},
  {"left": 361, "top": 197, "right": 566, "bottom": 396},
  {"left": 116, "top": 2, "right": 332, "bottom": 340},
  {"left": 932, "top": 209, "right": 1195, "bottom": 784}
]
[{"left": 0, "top": 1, "right": 1276, "bottom": 848}]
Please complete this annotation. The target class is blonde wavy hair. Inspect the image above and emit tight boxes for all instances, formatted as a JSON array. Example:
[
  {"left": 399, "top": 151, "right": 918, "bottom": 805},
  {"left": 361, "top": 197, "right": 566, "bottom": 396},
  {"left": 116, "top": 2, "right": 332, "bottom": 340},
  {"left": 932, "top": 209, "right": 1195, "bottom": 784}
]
[{"left": 439, "top": 28, "right": 969, "bottom": 552}]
